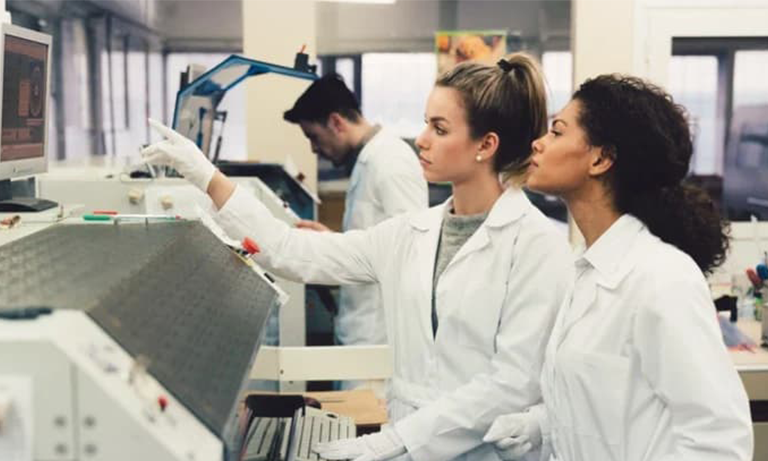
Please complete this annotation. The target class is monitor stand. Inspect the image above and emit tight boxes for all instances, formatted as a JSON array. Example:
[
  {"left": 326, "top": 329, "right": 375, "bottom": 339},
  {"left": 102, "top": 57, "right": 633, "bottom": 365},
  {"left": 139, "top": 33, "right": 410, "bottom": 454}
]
[{"left": 0, "top": 179, "right": 58, "bottom": 212}]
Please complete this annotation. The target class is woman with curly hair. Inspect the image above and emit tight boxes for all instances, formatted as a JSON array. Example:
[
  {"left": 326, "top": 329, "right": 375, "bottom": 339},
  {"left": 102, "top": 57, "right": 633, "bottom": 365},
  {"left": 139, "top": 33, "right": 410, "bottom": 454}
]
[{"left": 483, "top": 74, "right": 753, "bottom": 461}]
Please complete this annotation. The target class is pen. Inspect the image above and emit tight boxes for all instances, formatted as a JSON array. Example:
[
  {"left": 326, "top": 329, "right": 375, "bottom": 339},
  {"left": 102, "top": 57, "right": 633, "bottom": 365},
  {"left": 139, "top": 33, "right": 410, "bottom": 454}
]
[
  {"left": 0, "top": 306, "right": 53, "bottom": 320},
  {"left": 83, "top": 214, "right": 112, "bottom": 221}
]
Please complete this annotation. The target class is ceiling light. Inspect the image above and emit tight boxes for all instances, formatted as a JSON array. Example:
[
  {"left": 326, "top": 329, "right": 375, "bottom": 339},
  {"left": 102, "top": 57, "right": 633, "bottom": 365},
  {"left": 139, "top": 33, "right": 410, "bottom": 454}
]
[{"left": 320, "top": 0, "right": 396, "bottom": 4}]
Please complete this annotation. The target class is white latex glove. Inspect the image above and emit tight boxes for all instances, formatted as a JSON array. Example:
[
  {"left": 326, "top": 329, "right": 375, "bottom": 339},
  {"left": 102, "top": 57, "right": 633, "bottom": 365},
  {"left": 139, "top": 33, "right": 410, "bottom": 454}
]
[
  {"left": 483, "top": 412, "right": 542, "bottom": 460},
  {"left": 142, "top": 118, "right": 217, "bottom": 192},
  {"left": 313, "top": 427, "right": 406, "bottom": 461}
]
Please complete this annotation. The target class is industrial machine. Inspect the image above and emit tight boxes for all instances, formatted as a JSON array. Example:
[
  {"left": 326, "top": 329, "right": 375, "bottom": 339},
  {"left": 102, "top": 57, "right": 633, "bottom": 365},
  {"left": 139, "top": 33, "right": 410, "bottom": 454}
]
[
  {"left": 38, "top": 54, "right": 329, "bottom": 387},
  {"left": 37, "top": 170, "right": 310, "bottom": 389},
  {"left": 0, "top": 221, "right": 286, "bottom": 460}
]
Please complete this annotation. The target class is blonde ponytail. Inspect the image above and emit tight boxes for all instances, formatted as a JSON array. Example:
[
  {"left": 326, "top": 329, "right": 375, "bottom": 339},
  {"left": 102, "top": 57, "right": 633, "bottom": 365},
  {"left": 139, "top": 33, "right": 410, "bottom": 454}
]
[
  {"left": 436, "top": 52, "right": 548, "bottom": 182},
  {"left": 502, "top": 53, "right": 548, "bottom": 144}
]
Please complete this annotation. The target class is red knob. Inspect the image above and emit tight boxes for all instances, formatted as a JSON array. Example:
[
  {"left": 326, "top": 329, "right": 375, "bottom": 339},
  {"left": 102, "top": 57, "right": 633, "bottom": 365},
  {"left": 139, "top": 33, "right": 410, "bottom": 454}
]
[
  {"left": 242, "top": 237, "right": 260, "bottom": 255},
  {"left": 158, "top": 396, "right": 168, "bottom": 411}
]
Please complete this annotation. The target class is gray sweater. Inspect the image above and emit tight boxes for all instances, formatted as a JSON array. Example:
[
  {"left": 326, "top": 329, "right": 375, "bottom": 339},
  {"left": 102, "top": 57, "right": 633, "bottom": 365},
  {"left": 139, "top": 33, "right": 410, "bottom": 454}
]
[{"left": 431, "top": 207, "right": 488, "bottom": 336}]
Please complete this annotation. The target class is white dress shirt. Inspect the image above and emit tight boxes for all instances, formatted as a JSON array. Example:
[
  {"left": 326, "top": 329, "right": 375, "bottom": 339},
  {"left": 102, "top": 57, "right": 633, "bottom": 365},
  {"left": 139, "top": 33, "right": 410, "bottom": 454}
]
[{"left": 538, "top": 214, "right": 753, "bottom": 461}]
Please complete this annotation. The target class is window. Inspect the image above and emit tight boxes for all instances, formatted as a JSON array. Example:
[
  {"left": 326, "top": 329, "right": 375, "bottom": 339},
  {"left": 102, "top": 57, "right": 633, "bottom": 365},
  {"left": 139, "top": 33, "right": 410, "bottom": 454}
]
[
  {"left": 542, "top": 51, "right": 572, "bottom": 116},
  {"left": 361, "top": 52, "right": 436, "bottom": 139},
  {"left": 733, "top": 51, "right": 768, "bottom": 171},
  {"left": 335, "top": 57, "right": 356, "bottom": 90},
  {"left": 669, "top": 56, "right": 719, "bottom": 175},
  {"left": 110, "top": 36, "right": 127, "bottom": 131},
  {"left": 733, "top": 50, "right": 768, "bottom": 107},
  {"left": 57, "top": 17, "right": 92, "bottom": 161},
  {"left": 147, "top": 51, "right": 164, "bottom": 144},
  {"left": 671, "top": 38, "right": 768, "bottom": 220}
]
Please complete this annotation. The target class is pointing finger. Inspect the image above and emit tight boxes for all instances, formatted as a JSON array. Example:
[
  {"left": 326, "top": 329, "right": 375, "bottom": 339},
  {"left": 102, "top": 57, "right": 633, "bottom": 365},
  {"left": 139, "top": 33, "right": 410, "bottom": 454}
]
[{"left": 147, "top": 118, "right": 184, "bottom": 142}]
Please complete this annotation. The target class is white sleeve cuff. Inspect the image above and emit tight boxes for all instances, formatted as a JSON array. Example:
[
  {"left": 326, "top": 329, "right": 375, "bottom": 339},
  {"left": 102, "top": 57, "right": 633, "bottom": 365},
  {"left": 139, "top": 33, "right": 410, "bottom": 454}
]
[{"left": 527, "top": 404, "right": 552, "bottom": 461}]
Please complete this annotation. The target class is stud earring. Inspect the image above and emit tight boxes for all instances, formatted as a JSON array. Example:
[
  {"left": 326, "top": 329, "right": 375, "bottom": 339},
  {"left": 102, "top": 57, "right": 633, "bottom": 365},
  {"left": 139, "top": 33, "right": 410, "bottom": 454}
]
[{"left": 475, "top": 154, "right": 482, "bottom": 162}]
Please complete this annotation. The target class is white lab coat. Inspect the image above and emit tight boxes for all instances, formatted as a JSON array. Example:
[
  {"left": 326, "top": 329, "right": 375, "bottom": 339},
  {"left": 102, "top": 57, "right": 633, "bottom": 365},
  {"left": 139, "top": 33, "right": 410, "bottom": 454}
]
[
  {"left": 538, "top": 214, "right": 753, "bottom": 461},
  {"left": 214, "top": 185, "right": 573, "bottom": 461},
  {"left": 338, "top": 128, "right": 427, "bottom": 347}
]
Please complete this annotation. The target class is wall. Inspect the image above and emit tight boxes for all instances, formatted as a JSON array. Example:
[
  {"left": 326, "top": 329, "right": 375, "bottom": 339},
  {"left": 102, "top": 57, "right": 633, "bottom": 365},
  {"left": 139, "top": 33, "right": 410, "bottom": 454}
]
[
  {"left": 317, "top": 1, "right": 439, "bottom": 54},
  {"left": 317, "top": 0, "right": 571, "bottom": 55},
  {"left": 456, "top": 0, "right": 570, "bottom": 52},
  {"left": 571, "top": 0, "right": 634, "bottom": 87},
  {"left": 90, "top": 0, "right": 157, "bottom": 25},
  {"left": 566, "top": 0, "right": 634, "bottom": 245},
  {"left": 153, "top": 0, "right": 573, "bottom": 56},
  {"left": 631, "top": 0, "right": 768, "bottom": 84},
  {"left": 155, "top": 0, "right": 241, "bottom": 51},
  {"left": 242, "top": 0, "right": 318, "bottom": 192},
  {"left": 572, "top": 0, "right": 768, "bottom": 86},
  {"left": 7, "top": 0, "right": 234, "bottom": 52}
]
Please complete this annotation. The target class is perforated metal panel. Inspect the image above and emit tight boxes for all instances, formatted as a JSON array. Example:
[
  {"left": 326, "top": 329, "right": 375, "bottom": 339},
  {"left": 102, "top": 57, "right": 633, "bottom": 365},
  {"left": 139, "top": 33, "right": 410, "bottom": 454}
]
[
  {"left": 0, "top": 222, "right": 280, "bottom": 444},
  {"left": 0, "top": 223, "right": 183, "bottom": 309}
]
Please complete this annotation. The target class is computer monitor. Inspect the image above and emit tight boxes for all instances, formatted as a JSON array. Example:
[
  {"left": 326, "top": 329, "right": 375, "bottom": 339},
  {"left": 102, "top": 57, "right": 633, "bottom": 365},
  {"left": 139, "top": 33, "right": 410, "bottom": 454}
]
[{"left": 0, "top": 23, "right": 57, "bottom": 212}]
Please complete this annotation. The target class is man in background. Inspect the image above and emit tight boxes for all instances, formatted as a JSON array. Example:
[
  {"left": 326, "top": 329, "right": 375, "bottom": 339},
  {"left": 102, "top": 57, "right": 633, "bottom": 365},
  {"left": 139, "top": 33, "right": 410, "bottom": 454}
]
[{"left": 284, "top": 74, "right": 428, "bottom": 389}]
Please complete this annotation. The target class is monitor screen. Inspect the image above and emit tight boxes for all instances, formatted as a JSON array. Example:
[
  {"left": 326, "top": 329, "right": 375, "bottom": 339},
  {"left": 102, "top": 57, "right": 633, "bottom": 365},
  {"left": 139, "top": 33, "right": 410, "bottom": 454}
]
[{"left": 1, "top": 34, "right": 47, "bottom": 163}]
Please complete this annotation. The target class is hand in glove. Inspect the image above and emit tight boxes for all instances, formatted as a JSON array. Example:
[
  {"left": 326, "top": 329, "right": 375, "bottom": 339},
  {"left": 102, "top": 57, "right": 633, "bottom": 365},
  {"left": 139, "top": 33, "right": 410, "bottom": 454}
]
[
  {"left": 313, "top": 427, "right": 406, "bottom": 461},
  {"left": 483, "top": 411, "right": 542, "bottom": 460},
  {"left": 142, "top": 118, "right": 217, "bottom": 192}
]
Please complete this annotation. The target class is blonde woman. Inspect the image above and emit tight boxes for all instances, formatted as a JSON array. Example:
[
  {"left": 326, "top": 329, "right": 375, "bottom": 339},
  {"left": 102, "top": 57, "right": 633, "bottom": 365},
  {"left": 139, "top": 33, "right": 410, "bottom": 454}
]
[{"left": 143, "top": 54, "right": 573, "bottom": 461}]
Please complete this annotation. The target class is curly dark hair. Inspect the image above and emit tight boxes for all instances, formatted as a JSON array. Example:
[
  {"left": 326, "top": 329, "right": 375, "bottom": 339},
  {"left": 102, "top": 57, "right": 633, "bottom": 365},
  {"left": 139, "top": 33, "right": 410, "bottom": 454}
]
[{"left": 572, "top": 74, "right": 729, "bottom": 274}]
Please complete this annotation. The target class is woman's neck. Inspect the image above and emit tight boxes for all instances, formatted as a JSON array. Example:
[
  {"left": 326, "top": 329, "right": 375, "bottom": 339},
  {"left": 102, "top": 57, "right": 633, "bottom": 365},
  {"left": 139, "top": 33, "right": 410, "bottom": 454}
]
[
  {"left": 565, "top": 185, "right": 621, "bottom": 248},
  {"left": 451, "top": 173, "right": 503, "bottom": 216}
]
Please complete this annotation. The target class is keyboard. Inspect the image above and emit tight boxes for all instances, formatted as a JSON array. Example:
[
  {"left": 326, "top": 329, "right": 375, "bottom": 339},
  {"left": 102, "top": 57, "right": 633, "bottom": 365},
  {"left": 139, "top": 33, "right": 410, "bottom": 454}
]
[{"left": 245, "top": 407, "right": 356, "bottom": 461}]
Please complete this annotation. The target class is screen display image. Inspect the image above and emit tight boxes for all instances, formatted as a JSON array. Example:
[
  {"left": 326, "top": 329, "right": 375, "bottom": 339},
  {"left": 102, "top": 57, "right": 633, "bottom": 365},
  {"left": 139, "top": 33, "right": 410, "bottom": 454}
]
[{"left": 1, "top": 35, "right": 47, "bottom": 162}]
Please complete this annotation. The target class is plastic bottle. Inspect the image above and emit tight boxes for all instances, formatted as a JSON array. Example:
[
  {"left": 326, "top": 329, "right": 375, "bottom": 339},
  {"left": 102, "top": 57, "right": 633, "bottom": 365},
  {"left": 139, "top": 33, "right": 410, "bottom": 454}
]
[{"left": 739, "top": 294, "right": 756, "bottom": 321}]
